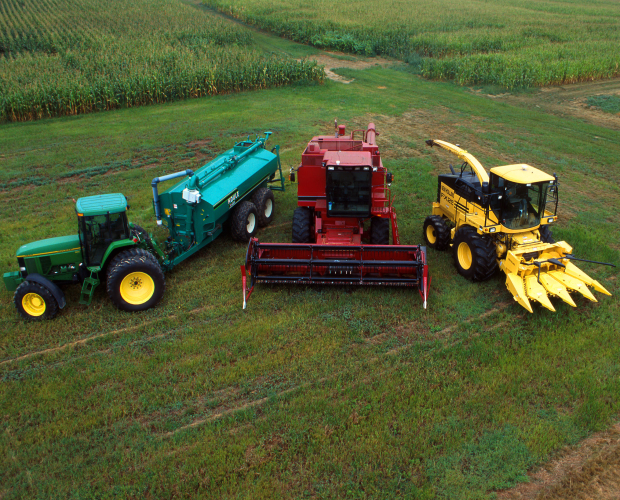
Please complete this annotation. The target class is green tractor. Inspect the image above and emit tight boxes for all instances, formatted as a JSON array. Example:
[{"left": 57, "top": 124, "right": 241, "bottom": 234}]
[
  {"left": 3, "top": 133, "right": 284, "bottom": 320},
  {"left": 4, "top": 193, "right": 164, "bottom": 320}
]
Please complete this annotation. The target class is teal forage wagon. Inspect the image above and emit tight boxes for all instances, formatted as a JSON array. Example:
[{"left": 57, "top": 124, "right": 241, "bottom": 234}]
[{"left": 3, "top": 133, "right": 284, "bottom": 320}]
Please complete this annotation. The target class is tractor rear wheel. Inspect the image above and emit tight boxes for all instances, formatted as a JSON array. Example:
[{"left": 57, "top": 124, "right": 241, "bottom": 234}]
[
  {"left": 370, "top": 217, "right": 390, "bottom": 245},
  {"left": 252, "top": 188, "right": 275, "bottom": 227},
  {"left": 106, "top": 248, "right": 165, "bottom": 312},
  {"left": 14, "top": 281, "right": 59, "bottom": 321},
  {"left": 231, "top": 201, "right": 258, "bottom": 242},
  {"left": 292, "top": 207, "right": 313, "bottom": 243},
  {"left": 452, "top": 226, "right": 498, "bottom": 281},
  {"left": 539, "top": 225, "right": 555, "bottom": 243},
  {"left": 423, "top": 215, "right": 450, "bottom": 250}
]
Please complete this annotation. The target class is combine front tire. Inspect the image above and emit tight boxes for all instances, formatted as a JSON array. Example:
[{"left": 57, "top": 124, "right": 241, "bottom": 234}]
[
  {"left": 370, "top": 217, "right": 390, "bottom": 245},
  {"left": 423, "top": 215, "right": 450, "bottom": 250},
  {"left": 14, "top": 281, "right": 59, "bottom": 321},
  {"left": 231, "top": 201, "right": 259, "bottom": 242},
  {"left": 292, "top": 207, "right": 313, "bottom": 243},
  {"left": 252, "top": 188, "right": 275, "bottom": 227},
  {"left": 452, "top": 226, "right": 498, "bottom": 281},
  {"left": 106, "top": 248, "right": 165, "bottom": 312}
]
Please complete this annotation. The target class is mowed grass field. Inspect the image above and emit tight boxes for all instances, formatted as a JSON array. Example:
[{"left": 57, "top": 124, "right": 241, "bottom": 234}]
[
  {"left": 204, "top": 0, "right": 620, "bottom": 88},
  {"left": 1, "top": 50, "right": 619, "bottom": 497},
  {"left": 0, "top": 0, "right": 322, "bottom": 121}
]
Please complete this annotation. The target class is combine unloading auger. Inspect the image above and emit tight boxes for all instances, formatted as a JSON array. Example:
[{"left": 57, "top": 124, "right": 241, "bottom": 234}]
[
  {"left": 423, "top": 139, "right": 614, "bottom": 313},
  {"left": 241, "top": 121, "right": 429, "bottom": 308}
]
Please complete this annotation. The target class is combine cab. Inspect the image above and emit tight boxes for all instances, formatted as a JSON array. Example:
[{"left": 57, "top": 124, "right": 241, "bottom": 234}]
[
  {"left": 424, "top": 139, "right": 614, "bottom": 313},
  {"left": 242, "top": 122, "right": 429, "bottom": 308}
]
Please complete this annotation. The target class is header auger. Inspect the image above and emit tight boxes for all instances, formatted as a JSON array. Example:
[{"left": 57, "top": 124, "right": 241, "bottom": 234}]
[{"left": 424, "top": 139, "right": 614, "bottom": 313}]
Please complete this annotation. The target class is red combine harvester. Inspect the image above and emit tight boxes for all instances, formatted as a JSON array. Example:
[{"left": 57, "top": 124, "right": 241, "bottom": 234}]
[{"left": 241, "top": 121, "right": 429, "bottom": 308}]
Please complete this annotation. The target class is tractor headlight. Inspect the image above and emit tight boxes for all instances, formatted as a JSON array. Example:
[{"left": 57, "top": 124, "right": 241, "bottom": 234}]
[
  {"left": 548, "top": 217, "right": 554, "bottom": 223},
  {"left": 489, "top": 227, "right": 496, "bottom": 233},
  {"left": 19, "top": 267, "right": 26, "bottom": 271}
]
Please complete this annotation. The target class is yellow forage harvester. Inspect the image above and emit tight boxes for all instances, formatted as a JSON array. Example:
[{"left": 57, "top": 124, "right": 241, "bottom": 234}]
[{"left": 424, "top": 139, "right": 614, "bottom": 313}]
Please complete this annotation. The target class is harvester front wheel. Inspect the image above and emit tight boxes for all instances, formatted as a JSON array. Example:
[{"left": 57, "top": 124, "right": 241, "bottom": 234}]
[
  {"left": 106, "top": 248, "right": 165, "bottom": 312},
  {"left": 14, "top": 281, "right": 59, "bottom": 321},
  {"left": 370, "top": 217, "right": 390, "bottom": 245},
  {"left": 452, "top": 226, "right": 498, "bottom": 282},
  {"left": 252, "top": 188, "right": 275, "bottom": 227},
  {"left": 231, "top": 201, "right": 259, "bottom": 242},
  {"left": 292, "top": 207, "right": 313, "bottom": 243},
  {"left": 539, "top": 225, "right": 555, "bottom": 244},
  {"left": 423, "top": 215, "right": 450, "bottom": 250}
]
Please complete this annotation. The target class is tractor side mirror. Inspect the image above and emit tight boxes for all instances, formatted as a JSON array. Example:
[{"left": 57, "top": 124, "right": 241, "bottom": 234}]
[{"left": 482, "top": 181, "right": 489, "bottom": 194}]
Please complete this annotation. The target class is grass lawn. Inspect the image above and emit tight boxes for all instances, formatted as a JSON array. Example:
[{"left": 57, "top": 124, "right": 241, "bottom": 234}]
[{"left": 1, "top": 57, "right": 619, "bottom": 498}]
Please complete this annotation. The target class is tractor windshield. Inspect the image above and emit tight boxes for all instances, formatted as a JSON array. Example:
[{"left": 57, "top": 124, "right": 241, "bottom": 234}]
[
  {"left": 78, "top": 212, "right": 129, "bottom": 267},
  {"left": 489, "top": 175, "right": 550, "bottom": 230},
  {"left": 326, "top": 166, "right": 372, "bottom": 218}
]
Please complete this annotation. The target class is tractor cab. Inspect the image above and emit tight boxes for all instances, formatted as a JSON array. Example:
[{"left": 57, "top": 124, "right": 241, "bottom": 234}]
[
  {"left": 76, "top": 194, "right": 130, "bottom": 268},
  {"left": 488, "top": 165, "right": 558, "bottom": 230}
]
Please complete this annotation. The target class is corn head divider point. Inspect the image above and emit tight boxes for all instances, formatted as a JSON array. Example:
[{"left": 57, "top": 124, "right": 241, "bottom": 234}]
[{"left": 424, "top": 139, "right": 614, "bottom": 313}]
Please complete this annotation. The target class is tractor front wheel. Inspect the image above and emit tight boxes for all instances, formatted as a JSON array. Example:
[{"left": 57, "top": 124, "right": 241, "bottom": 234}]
[
  {"left": 252, "top": 188, "right": 275, "bottom": 227},
  {"left": 14, "top": 281, "right": 59, "bottom": 321},
  {"left": 423, "top": 215, "right": 450, "bottom": 250},
  {"left": 292, "top": 207, "right": 313, "bottom": 243},
  {"left": 370, "top": 217, "right": 390, "bottom": 245},
  {"left": 452, "top": 226, "right": 498, "bottom": 281},
  {"left": 106, "top": 248, "right": 165, "bottom": 312},
  {"left": 231, "top": 201, "right": 259, "bottom": 242}
]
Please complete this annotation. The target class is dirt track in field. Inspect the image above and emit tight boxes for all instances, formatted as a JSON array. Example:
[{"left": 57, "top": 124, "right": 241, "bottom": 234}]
[{"left": 498, "top": 422, "right": 620, "bottom": 500}]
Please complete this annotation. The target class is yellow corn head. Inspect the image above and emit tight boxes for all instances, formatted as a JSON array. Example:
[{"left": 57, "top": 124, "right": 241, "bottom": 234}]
[{"left": 423, "top": 139, "right": 614, "bottom": 313}]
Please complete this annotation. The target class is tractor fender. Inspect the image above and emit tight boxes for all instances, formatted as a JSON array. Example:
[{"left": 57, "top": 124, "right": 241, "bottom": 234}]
[{"left": 24, "top": 273, "right": 67, "bottom": 309}]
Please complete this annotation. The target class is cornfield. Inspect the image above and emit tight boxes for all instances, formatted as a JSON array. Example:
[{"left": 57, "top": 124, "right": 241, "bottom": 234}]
[
  {"left": 0, "top": 0, "right": 324, "bottom": 122},
  {"left": 204, "top": 0, "right": 620, "bottom": 89}
]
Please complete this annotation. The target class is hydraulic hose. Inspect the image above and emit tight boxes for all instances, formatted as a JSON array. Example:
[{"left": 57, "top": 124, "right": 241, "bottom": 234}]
[{"left": 152, "top": 169, "right": 194, "bottom": 225}]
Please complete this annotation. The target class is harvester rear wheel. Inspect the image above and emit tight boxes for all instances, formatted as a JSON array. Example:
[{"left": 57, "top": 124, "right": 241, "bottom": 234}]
[
  {"left": 292, "top": 207, "right": 313, "bottom": 243},
  {"left": 231, "top": 201, "right": 259, "bottom": 242},
  {"left": 452, "top": 226, "right": 498, "bottom": 281},
  {"left": 539, "top": 225, "right": 555, "bottom": 243},
  {"left": 370, "top": 217, "right": 390, "bottom": 245},
  {"left": 423, "top": 215, "right": 450, "bottom": 250},
  {"left": 14, "top": 281, "right": 59, "bottom": 321},
  {"left": 106, "top": 248, "right": 165, "bottom": 312},
  {"left": 252, "top": 188, "right": 275, "bottom": 227}
]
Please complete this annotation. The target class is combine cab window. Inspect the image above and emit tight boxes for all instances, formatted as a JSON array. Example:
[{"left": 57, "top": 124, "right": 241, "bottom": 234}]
[
  {"left": 326, "top": 167, "right": 372, "bottom": 218},
  {"left": 78, "top": 212, "right": 129, "bottom": 267},
  {"left": 489, "top": 175, "right": 549, "bottom": 230}
]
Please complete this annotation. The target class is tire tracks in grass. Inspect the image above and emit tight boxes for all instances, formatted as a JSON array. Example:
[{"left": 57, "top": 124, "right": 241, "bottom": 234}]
[
  {"left": 158, "top": 299, "right": 513, "bottom": 437},
  {"left": 0, "top": 304, "right": 216, "bottom": 367}
]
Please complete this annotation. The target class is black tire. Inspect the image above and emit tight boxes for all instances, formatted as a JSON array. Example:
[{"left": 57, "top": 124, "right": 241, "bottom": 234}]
[
  {"left": 370, "top": 217, "right": 390, "bottom": 245},
  {"left": 14, "top": 281, "right": 59, "bottom": 321},
  {"left": 251, "top": 187, "right": 275, "bottom": 227},
  {"left": 452, "top": 226, "right": 498, "bottom": 281},
  {"left": 539, "top": 225, "right": 555, "bottom": 244},
  {"left": 106, "top": 248, "right": 165, "bottom": 312},
  {"left": 423, "top": 215, "right": 451, "bottom": 250},
  {"left": 231, "top": 201, "right": 258, "bottom": 242},
  {"left": 292, "top": 207, "right": 313, "bottom": 243}
]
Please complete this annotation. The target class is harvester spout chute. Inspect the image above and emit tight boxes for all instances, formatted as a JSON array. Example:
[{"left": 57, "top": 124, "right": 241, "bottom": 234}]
[
  {"left": 152, "top": 169, "right": 194, "bottom": 225},
  {"left": 425, "top": 139, "right": 489, "bottom": 185}
]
